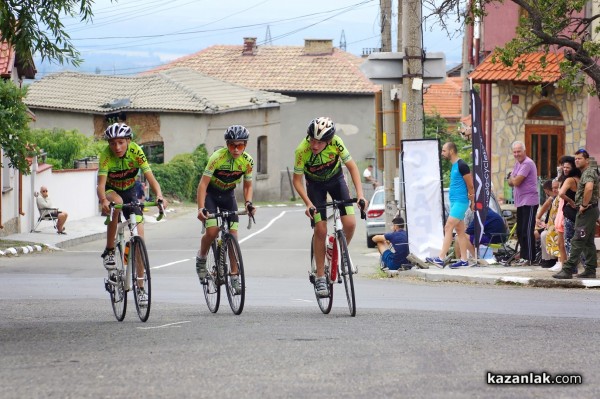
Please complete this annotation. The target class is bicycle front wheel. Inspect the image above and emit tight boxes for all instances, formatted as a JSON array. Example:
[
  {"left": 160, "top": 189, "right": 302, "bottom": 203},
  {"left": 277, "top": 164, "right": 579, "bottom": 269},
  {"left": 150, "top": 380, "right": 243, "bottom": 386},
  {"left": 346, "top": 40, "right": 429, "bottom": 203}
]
[
  {"left": 223, "top": 235, "right": 245, "bottom": 315},
  {"left": 131, "top": 236, "right": 151, "bottom": 322},
  {"left": 107, "top": 243, "right": 127, "bottom": 321},
  {"left": 310, "top": 236, "right": 332, "bottom": 314},
  {"left": 337, "top": 232, "right": 356, "bottom": 317},
  {"left": 203, "top": 241, "right": 220, "bottom": 313}
]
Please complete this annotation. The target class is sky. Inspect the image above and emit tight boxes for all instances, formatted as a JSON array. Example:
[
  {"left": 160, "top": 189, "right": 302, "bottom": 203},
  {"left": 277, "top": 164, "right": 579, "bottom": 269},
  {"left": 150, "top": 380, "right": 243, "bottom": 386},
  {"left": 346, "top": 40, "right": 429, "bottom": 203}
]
[{"left": 33, "top": 0, "right": 464, "bottom": 78}]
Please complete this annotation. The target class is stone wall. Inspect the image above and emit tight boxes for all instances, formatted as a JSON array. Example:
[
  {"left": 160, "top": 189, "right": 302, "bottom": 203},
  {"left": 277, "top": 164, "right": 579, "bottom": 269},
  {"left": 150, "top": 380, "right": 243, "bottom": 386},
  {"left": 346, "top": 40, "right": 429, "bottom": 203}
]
[{"left": 489, "top": 83, "right": 588, "bottom": 203}]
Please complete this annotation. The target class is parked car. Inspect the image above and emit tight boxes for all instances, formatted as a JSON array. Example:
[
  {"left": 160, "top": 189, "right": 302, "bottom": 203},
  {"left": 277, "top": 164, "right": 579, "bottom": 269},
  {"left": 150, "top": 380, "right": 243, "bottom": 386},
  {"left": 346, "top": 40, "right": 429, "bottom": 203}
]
[
  {"left": 365, "top": 186, "right": 385, "bottom": 248},
  {"left": 365, "top": 186, "right": 509, "bottom": 248}
]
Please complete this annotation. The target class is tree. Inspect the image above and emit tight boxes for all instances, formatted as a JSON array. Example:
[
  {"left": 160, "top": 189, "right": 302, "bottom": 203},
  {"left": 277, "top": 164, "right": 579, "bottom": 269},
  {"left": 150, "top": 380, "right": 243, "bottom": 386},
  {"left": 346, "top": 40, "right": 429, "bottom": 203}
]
[
  {"left": 0, "top": 80, "right": 33, "bottom": 173},
  {"left": 0, "top": 0, "right": 112, "bottom": 67},
  {"left": 425, "top": 0, "right": 600, "bottom": 99}
]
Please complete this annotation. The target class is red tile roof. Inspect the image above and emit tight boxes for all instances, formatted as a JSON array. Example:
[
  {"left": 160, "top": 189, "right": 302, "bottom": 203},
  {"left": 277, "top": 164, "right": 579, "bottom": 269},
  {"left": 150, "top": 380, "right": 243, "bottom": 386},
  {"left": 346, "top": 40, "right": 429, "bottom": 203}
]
[
  {"left": 423, "top": 76, "right": 463, "bottom": 120},
  {"left": 469, "top": 52, "right": 564, "bottom": 84},
  {"left": 0, "top": 40, "right": 16, "bottom": 78},
  {"left": 146, "top": 44, "right": 379, "bottom": 94}
]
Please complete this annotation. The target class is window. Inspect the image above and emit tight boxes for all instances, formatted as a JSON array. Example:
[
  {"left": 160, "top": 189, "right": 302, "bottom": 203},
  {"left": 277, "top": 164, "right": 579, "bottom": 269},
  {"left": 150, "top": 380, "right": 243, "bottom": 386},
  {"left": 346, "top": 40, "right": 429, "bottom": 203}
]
[
  {"left": 257, "top": 135, "right": 268, "bottom": 175},
  {"left": 142, "top": 142, "right": 164, "bottom": 164}
]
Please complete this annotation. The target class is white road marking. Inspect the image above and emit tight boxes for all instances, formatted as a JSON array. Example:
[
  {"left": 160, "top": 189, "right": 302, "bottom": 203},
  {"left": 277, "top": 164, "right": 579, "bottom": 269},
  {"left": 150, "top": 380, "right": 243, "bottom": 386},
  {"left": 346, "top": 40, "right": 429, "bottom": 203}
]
[
  {"left": 239, "top": 210, "right": 287, "bottom": 244},
  {"left": 292, "top": 298, "right": 313, "bottom": 303},
  {"left": 138, "top": 321, "right": 191, "bottom": 330},
  {"left": 152, "top": 259, "right": 190, "bottom": 269}
]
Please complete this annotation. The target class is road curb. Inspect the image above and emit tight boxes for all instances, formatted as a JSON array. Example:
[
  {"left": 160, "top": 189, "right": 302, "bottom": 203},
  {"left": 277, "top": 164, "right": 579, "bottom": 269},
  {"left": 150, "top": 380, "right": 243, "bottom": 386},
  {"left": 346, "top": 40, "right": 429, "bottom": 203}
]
[
  {"left": 387, "top": 269, "right": 600, "bottom": 288},
  {"left": 0, "top": 244, "right": 45, "bottom": 257}
]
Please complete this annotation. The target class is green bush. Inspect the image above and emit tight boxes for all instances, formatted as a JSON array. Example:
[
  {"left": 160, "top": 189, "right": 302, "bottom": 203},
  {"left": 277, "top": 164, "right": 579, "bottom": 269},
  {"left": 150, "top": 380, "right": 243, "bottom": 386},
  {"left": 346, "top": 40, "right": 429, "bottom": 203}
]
[
  {"left": 29, "top": 128, "right": 101, "bottom": 169},
  {"left": 152, "top": 144, "right": 208, "bottom": 201}
]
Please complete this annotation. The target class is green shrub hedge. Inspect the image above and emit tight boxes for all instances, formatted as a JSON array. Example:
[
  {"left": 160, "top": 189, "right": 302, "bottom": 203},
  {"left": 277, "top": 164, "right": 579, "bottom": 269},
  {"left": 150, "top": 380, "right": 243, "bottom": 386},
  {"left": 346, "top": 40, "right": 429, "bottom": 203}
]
[{"left": 152, "top": 145, "right": 208, "bottom": 202}]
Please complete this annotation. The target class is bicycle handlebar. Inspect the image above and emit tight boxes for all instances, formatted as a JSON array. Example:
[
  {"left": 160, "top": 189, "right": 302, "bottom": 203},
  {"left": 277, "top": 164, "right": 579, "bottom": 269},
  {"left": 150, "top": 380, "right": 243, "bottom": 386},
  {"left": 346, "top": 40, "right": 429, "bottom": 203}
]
[
  {"left": 309, "top": 198, "right": 366, "bottom": 228},
  {"left": 200, "top": 208, "right": 255, "bottom": 234},
  {"left": 104, "top": 200, "right": 165, "bottom": 225}
]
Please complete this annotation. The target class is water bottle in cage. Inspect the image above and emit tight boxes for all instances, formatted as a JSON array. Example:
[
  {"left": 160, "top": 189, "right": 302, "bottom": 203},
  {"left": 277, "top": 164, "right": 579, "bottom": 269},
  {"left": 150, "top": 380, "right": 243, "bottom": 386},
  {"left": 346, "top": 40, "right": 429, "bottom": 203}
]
[{"left": 326, "top": 235, "right": 334, "bottom": 265}]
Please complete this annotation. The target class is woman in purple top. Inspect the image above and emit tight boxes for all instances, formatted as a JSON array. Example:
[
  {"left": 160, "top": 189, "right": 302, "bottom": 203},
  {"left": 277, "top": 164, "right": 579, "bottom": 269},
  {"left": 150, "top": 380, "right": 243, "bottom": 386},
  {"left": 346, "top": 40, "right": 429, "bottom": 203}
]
[{"left": 508, "top": 141, "right": 539, "bottom": 264}]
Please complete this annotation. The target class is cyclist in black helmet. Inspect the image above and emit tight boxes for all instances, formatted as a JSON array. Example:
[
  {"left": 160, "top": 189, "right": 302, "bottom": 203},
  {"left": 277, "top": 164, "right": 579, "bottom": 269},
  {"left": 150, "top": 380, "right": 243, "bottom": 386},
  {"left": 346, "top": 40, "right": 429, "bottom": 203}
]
[
  {"left": 293, "top": 117, "right": 367, "bottom": 297},
  {"left": 196, "top": 125, "right": 256, "bottom": 293},
  {"left": 97, "top": 122, "right": 167, "bottom": 279}
]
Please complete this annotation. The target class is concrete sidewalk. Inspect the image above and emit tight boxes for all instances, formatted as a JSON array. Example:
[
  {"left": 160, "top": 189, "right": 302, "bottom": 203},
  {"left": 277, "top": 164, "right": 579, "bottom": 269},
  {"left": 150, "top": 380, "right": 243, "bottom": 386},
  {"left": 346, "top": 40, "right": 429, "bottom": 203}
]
[{"left": 384, "top": 261, "right": 600, "bottom": 288}]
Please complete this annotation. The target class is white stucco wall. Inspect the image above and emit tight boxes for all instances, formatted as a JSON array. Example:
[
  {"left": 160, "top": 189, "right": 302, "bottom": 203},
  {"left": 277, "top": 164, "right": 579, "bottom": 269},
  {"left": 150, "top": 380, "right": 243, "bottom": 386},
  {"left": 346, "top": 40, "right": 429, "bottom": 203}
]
[
  {"left": 278, "top": 95, "right": 377, "bottom": 168},
  {"left": 28, "top": 110, "right": 95, "bottom": 136},
  {"left": 20, "top": 167, "right": 99, "bottom": 233}
]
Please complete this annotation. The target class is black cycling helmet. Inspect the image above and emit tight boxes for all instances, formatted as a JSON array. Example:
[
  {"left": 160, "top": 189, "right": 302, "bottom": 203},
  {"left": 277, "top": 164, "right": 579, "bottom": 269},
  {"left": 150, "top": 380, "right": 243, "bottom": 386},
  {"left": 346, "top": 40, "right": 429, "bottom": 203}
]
[
  {"left": 307, "top": 117, "right": 335, "bottom": 141},
  {"left": 104, "top": 123, "right": 132, "bottom": 140},
  {"left": 224, "top": 125, "right": 250, "bottom": 141}
]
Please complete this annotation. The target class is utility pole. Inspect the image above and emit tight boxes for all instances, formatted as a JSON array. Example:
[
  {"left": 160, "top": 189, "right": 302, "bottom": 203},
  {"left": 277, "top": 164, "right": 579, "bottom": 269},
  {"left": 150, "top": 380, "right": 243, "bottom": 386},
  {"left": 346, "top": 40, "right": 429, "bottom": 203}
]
[
  {"left": 400, "top": 0, "right": 423, "bottom": 140},
  {"left": 380, "top": 0, "right": 397, "bottom": 230}
]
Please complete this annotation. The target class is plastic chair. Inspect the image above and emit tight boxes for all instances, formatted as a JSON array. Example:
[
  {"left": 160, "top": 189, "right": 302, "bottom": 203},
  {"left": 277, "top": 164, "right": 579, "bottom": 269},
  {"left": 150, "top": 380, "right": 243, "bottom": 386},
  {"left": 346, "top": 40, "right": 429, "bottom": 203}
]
[
  {"left": 31, "top": 208, "right": 59, "bottom": 232},
  {"left": 484, "top": 223, "right": 518, "bottom": 263}
]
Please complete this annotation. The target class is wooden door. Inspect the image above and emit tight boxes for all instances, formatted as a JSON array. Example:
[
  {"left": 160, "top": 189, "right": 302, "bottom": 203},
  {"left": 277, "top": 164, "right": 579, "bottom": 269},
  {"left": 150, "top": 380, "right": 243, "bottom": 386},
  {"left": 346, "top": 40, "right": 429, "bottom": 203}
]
[{"left": 525, "top": 125, "right": 564, "bottom": 179}]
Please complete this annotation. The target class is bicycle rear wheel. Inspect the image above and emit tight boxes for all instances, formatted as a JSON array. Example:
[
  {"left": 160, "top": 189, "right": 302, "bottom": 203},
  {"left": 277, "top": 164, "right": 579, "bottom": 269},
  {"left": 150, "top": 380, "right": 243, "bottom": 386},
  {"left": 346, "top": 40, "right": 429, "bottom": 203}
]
[
  {"left": 337, "top": 232, "right": 356, "bottom": 317},
  {"left": 223, "top": 235, "right": 245, "bottom": 315},
  {"left": 310, "top": 237, "right": 332, "bottom": 314},
  {"left": 131, "top": 236, "right": 151, "bottom": 322},
  {"left": 107, "top": 243, "right": 127, "bottom": 321},
  {"left": 203, "top": 241, "right": 220, "bottom": 313}
]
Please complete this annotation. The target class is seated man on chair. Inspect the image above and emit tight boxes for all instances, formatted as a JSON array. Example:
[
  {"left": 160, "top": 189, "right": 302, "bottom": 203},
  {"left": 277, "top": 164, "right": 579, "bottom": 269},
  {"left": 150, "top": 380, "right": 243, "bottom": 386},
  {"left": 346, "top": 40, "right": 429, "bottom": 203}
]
[
  {"left": 36, "top": 186, "right": 68, "bottom": 234},
  {"left": 372, "top": 216, "right": 409, "bottom": 270},
  {"left": 455, "top": 207, "right": 506, "bottom": 259}
]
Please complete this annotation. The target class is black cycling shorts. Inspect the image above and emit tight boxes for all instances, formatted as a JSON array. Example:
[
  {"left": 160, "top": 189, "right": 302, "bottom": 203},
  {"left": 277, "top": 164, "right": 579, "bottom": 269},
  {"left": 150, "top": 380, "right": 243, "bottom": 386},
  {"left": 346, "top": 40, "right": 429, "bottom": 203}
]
[
  {"left": 106, "top": 187, "right": 142, "bottom": 221},
  {"left": 204, "top": 186, "right": 239, "bottom": 229},
  {"left": 306, "top": 172, "right": 354, "bottom": 223}
]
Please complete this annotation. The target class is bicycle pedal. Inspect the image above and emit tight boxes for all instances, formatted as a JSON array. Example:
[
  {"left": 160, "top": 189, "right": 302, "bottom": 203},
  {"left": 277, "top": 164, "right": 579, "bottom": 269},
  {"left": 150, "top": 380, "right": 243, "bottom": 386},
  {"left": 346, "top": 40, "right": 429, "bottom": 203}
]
[{"left": 309, "top": 274, "right": 315, "bottom": 284}]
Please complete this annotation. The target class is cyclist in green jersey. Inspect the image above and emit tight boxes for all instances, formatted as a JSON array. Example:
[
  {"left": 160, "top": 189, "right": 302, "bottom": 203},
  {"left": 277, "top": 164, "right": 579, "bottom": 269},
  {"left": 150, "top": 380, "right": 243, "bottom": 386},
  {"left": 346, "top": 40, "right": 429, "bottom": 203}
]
[
  {"left": 196, "top": 125, "right": 256, "bottom": 293},
  {"left": 292, "top": 117, "right": 367, "bottom": 297},
  {"left": 97, "top": 123, "right": 166, "bottom": 277}
]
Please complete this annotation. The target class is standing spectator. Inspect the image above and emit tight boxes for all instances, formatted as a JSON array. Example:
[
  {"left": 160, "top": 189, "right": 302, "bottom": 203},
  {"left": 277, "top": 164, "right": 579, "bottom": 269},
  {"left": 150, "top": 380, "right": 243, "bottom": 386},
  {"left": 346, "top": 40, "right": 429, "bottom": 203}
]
[
  {"left": 426, "top": 142, "right": 474, "bottom": 268},
  {"left": 553, "top": 149, "right": 599, "bottom": 279},
  {"left": 372, "top": 216, "right": 409, "bottom": 270},
  {"left": 134, "top": 176, "right": 145, "bottom": 202},
  {"left": 537, "top": 179, "right": 559, "bottom": 268},
  {"left": 35, "top": 186, "right": 68, "bottom": 234},
  {"left": 363, "top": 164, "right": 379, "bottom": 189},
  {"left": 507, "top": 141, "right": 538, "bottom": 265},
  {"left": 556, "top": 155, "right": 582, "bottom": 273}
]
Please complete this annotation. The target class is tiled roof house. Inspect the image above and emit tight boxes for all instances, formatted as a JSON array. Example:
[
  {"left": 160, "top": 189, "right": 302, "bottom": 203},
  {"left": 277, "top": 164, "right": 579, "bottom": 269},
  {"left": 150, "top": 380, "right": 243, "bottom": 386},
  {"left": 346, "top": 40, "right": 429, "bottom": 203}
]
[
  {"left": 467, "top": 2, "right": 591, "bottom": 202},
  {"left": 25, "top": 68, "right": 296, "bottom": 201},
  {"left": 147, "top": 38, "right": 380, "bottom": 168},
  {"left": 423, "top": 76, "right": 463, "bottom": 124}
]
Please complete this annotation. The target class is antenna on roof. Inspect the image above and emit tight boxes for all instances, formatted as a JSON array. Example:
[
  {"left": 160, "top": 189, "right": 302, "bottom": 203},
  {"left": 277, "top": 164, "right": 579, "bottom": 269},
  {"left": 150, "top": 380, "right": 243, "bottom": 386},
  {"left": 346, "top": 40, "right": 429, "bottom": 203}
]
[
  {"left": 339, "top": 29, "right": 347, "bottom": 51},
  {"left": 264, "top": 25, "right": 273, "bottom": 46}
]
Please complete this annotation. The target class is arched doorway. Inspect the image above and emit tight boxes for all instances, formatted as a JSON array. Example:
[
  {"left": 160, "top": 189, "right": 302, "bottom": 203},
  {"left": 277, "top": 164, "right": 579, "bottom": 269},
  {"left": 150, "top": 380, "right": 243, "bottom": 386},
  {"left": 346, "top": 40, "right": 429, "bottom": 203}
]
[{"left": 525, "top": 101, "right": 564, "bottom": 180}]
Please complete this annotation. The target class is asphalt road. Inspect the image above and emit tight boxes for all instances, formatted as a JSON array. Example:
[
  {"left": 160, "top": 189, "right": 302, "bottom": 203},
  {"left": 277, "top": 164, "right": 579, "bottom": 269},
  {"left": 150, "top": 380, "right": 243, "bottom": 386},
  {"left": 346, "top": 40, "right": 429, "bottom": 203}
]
[{"left": 1, "top": 205, "right": 600, "bottom": 398}]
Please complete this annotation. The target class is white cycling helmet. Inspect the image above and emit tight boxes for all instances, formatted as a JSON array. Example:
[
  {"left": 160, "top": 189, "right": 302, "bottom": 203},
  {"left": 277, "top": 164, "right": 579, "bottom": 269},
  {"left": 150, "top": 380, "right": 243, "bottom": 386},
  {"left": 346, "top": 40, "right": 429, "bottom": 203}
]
[
  {"left": 307, "top": 117, "right": 335, "bottom": 141},
  {"left": 104, "top": 123, "right": 133, "bottom": 140}
]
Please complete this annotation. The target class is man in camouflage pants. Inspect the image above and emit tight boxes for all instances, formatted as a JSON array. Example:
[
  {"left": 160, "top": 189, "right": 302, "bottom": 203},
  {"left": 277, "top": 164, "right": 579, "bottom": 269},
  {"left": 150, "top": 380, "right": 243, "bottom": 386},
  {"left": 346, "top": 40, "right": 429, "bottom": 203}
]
[{"left": 553, "top": 149, "right": 599, "bottom": 279}]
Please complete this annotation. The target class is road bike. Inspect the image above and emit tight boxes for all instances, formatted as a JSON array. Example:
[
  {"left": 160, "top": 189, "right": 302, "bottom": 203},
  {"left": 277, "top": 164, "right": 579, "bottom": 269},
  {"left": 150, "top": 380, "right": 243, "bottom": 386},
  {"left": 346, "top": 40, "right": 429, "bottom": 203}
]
[
  {"left": 104, "top": 200, "right": 164, "bottom": 322},
  {"left": 308, "top": 198, "right": 365, "bottom": 317},
  {"left": 200, "top": 208, "right": 254, "bottom": 315}
]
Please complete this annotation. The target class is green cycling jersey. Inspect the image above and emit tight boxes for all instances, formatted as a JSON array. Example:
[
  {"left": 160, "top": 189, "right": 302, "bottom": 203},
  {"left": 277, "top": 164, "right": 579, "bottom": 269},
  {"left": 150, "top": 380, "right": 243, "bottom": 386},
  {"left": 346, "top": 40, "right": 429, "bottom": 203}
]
[
  {"left": 98, "top": 142, "right": 151, "bottom": 191},
  {"left": 294, "top": 135, "right": 352, "bottom": 181},
  {"left": 204, "top": 147, "right": 254, "bottom": 191}
]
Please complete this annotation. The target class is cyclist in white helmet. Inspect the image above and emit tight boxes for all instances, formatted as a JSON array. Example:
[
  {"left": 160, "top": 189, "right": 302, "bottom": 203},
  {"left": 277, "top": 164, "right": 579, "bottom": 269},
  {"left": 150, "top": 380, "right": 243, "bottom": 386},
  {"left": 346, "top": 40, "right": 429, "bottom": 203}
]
[
  {"left": 97, "top": 122, "right": 167, "bottom": 270},
  {"left": 292, "top": 117, "right": 367, "bottom": 297}
]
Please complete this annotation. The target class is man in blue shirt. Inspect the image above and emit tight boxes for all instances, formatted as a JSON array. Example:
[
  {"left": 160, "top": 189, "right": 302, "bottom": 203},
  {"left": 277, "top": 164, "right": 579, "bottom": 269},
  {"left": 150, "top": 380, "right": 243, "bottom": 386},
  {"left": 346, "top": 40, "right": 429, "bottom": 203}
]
[
  {"left": 455, "top": 208, "right": 507, "bottom": 259},
  {"left": 372, "top": 216, "right": 409, "bottom": 270}
]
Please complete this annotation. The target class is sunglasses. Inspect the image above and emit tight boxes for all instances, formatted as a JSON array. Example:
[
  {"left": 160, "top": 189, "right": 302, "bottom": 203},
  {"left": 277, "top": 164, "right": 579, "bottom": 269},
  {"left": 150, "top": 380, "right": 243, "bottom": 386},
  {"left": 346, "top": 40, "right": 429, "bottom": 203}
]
[
  {"left": 227, "top": 142, "right": 246, "bottom": 151},
  {"left": 41, "top": 190, "right": 48, "bottom": 193}
]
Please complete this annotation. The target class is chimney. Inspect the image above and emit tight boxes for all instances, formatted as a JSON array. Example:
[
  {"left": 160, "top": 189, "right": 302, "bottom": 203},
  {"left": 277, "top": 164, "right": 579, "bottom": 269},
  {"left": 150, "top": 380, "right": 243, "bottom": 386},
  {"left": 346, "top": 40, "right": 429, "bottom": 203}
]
[
  {"left": 304, "top": 39, "right": 333, "bottom": 56},
  {"left": 242, "top": 37, "right": 257, "bottom": 56}
]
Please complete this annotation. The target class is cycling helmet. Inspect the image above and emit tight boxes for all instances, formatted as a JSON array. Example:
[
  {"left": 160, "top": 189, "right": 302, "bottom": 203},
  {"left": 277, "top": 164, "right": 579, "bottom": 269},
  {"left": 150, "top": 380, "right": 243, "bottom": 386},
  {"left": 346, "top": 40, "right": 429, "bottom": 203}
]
[
  {"left": 224, "top": 125, "right": 250, "bottom": 141},
  {"left": 307, "top": 117, "right": 335, "bottom": 141},
  {"left": 104, "top": 123, "right": 132, "bottom": 140}
]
